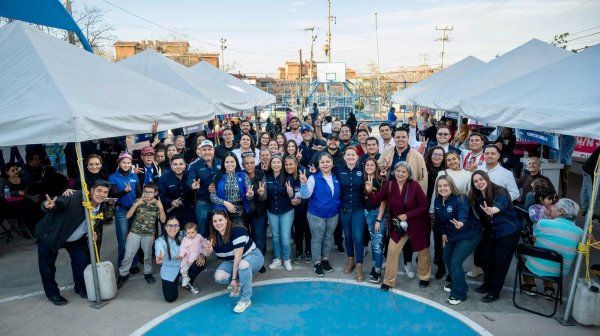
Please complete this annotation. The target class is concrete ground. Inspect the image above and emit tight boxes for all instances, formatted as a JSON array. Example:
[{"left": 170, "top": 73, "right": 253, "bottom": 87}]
[{"left": 1, "top": 171, "right": 599, "bottom": 336}]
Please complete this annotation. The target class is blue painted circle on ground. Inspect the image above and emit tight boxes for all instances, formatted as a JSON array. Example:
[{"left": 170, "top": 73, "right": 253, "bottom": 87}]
[{"left": 145, "top": 281, "right": 484, "bottom": 335}]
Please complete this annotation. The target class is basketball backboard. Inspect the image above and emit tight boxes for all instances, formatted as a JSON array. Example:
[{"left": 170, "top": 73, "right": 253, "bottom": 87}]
[{"left": 316, "top": 62, "right": 346, "bottom": 83}]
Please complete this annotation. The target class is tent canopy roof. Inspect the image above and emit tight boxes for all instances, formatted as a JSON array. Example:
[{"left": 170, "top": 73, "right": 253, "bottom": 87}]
[
  {"left": 391, "top": 56, "right": 485, "bottom": 106},
  {"left": 190, "top": 61, "right": 275, "bottom": 107},
  {"left": 419, "top": 39, "right": 573, "bottom": 112},
  {"left": 118, "top": 50, "right": 269, "bottom": 115},
  {"left": 0, "top": 22, "right": 215, "bottom": 146},
  {"left": 460, "top": 44, "right": 600, "bottom": 140}
]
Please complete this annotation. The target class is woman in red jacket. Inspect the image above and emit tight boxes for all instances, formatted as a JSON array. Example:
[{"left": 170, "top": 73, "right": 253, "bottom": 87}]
[{"left": 366, "top": 161, "right": 431, "bottom": 290}]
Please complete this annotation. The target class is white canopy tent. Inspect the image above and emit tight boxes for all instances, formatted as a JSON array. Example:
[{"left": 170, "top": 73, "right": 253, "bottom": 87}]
[
  {"left": 0, "top": 22, "right": 216, "bottom": 147},
  {"left": 190, "top": 61, "right": 275, "bottom": 108},
  {"left": 462, "top": 43, "right": 600, "bottom": 325},
  {"left": 459, "top": 44, "right": 600, "bottom": 140},
  {"left": 391, "top": 56, "right": 485, "bottom": 106},
  {"left": 416, "top": 39, "right": 572, "bottom": 112},
  {"left": 118, "top": 50, "right": 270, "bottom": 115}
]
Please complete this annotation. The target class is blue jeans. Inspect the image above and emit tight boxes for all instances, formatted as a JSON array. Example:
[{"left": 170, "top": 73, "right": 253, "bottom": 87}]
[
  {"left": 115, "top": 206, "right": 137, "bottom": 268},
  {"left": 364, "top": 208, "right": 385, "bottom": 269},
  {"left": 267, "top": 209, "right": 295, "bottom": 261},
  {"left": 195, "top": 200, "right": 213, "bottom": 238},
  {"left": 214, "top": 248, "right": 264, "bottom": 302},
  {"left": 341, "top": 207, "right": 366, "bottom": 263},
  {"left": 249, "top": 212, "right": 268, "bottom": 255},
  {"left": 307, "top": 212, "right": 338, "bottom": 261},
  {"left": 443, "top": 231, "right": 483, "bottom": 301},
  {"left": 581, "top": 172, "right": 600, "bottom": 213}
]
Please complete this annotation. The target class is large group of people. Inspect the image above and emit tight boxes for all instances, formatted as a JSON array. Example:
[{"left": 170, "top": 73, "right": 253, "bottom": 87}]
[{"left": 0, "top": 110, "right": 593, "bottom": 314}]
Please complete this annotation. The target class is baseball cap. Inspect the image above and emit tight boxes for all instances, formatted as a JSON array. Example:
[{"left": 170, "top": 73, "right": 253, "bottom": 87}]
[
  {"left": 327, "top": 133, "right": 339, "bottom": 140},
  {"left": 141, "top": 146, "right": 155, "bottom": 155},
  {"left": 199, "top": 140, "right": 214, "bottom": 148},
  {"left": 117, "top": 152, "right": 132, "bottom": 162},
  {"left": 300, "top": 124, "right": 313, "bottom": 133}
]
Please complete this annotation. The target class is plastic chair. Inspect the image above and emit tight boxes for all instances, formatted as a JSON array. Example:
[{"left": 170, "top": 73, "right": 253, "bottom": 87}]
[
  {"left": 514, "top": 205, "right": 534, "bottom": 244},
  {"left": 513, "top": 243, "right": 563, "bottom": 318}
]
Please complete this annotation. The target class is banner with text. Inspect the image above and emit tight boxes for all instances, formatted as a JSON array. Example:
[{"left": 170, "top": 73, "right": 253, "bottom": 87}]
[{"left": 515, "top": 129, "right": 559, "bottom": 149}]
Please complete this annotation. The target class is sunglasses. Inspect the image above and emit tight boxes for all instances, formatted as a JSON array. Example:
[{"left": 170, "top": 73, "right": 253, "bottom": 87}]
[{"left": 166, "top": 224, "right": 179, "bottom": 228}]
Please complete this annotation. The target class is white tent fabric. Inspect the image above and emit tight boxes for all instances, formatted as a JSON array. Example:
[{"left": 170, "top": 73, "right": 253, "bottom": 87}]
[
  {"left": 460, "top": 44, "right": 600, "bottom": 140},
  {"left": 415, "top": 39, "right": 573, "bottom": 112},
  {"left": 0, "top": 22, "right": 215, "bottom": 146},
  {"left": 391, "top": 56, "right": 485, "bottom": 106},
  {"left": 190, "top": 61, "right": 275, "bottom": 108},
  {"left": 118, "top": 50, "right": 265, "bottom": 115}
]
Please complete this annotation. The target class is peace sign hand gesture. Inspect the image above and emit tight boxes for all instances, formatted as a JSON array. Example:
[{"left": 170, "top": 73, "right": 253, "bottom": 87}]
[
  {"left": 44, "top": 194, "right": 57, "bottom": 209},
  {"left": 191, "top": 179, "right": 201, "bottom": 190},
  {"left": 123, "top": 182, "right": 132, "bottom": 193},
  {"left": 480, "top": 201, "right": 496, "bottom": 216},
  {"left": 299, "top": 170, "right": 308, "bottom": 184},
  {"left": 156, "top": 250, "right": 164, "bottom": 265},
  {"left": 257, "top": 181, "right": 266, "bottom": 196},
  {"left": 285, "top": 181, "right": 294, "bottom": 196},
  {"left": 365, "top": 175, "right": 374, "bottom": 193},
  {"left": 309, "top": 164, "right": 317, "bottom": 174},
  {"left": 246, "top": 187, "right": 254, "bottom": 199},
  {"left": 151, "top": 120, "right": 159, "bottom": 134},
  {"left": 296, "top": 149, "right": 303, "bottom": 161}
]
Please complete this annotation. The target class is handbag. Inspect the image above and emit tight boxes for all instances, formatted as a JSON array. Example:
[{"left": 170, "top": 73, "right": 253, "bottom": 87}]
[{"left": 386, "top": 181, "right": 410, "bottom": 236}]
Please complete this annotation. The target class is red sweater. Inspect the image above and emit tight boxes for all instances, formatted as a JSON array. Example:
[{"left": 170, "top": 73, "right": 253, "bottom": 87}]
[{"left": 368, "top": 179, "right": 430, "bottom": 250}]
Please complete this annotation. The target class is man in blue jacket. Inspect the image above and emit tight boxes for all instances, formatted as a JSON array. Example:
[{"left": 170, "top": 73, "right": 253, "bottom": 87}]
[
  {"left": 187, "top": 140, "right": 222, "bottom": 237},
  {"left": 158, "top": 154, "right": 194, "bottom": 225}
]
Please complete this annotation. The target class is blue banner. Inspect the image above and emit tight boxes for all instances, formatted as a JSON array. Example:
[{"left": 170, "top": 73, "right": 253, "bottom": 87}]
[
  {"left": 133, "top": 131, "right": 167, "bottom": 144},
  {"left": 516, "top": 129, "right": 559, "bottom": 149}
]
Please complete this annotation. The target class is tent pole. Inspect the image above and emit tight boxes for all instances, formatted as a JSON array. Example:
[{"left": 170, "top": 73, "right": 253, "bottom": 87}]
[
  {"left": 557, "top": 159, "right": 599, "bottom": 325},
  {"left": 75, "top": 142, "right": 107, "bottom": 309}
]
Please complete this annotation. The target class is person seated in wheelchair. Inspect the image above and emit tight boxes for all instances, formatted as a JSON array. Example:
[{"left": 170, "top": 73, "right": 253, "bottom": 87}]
[{"left": 521, "top": 198, "right": 583, "bottom": 298}]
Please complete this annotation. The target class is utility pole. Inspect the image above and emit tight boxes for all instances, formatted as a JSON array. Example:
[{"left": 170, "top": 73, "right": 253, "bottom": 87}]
[
  {"left": 220, "top": 38, "right": 227, "bottom": 71},
  {"left": 435, "top": 26, "right": 453, "bottom": 69},
  {"left": 324, "top": 0, "right": 336, "bottom": 62},
  {"left": 419, "top": 53, "right": 430, "bottom": 67},
  {"left": 64, "top": 0, "right": 76, "bottom": 45},
  {"left": 298, "top": 49, "right": 303, "bottom": 113},
  {"left": 304, "top": 26, "right": 317, "bottom": 83},
  {"left": 375, "top": 13, "right": 381, "bottom": 115}
]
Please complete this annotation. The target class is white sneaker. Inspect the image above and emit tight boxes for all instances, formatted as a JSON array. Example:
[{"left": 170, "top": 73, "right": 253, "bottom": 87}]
[
  {"left": 269, "top": 258, "right": 282, "bottom": 270},
  {"left": 466, "top": 266, "right": 483, "bottom": 278},
  {"left": 283, "top": 260, "right": 293, "bottom": 271},
  {"left": 443, "top": 284, "right": 451, "bottom": 292},
  {"left": 404, "top": 263, "right": 415, "bottom": 279},
  {"left": 184, "top": 284, "right": 199, "bottom": 294},
  {"left": 447, "top": 296, "right": 463, "bottom": 305},
  {"left": 233, "top": 300, "right": 252, "bottom": 313},
  {"left": 181, "top": 276, "right": 190, "bottom": 287}
]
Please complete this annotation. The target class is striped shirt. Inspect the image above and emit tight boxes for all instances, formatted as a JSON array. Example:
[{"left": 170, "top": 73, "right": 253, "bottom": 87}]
[
  {"left": 214, "top": 226, "right": 256, "bottom": 261},
  {"left": 525, "top": 218, "right": 583, "bottom": 277}
]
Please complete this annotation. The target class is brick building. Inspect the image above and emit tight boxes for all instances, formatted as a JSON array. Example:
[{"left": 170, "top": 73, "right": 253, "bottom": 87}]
[
  {"left": 114, "top": 40, "right": 220, "bottom": 68},
  {"left": 277, "top": 61, "right": 356, "bottom": 81}
]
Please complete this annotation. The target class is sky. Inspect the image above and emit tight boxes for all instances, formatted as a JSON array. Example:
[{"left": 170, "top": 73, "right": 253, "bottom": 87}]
[{"left": 82, "top": 0, "right": 600, "bottom": 75}]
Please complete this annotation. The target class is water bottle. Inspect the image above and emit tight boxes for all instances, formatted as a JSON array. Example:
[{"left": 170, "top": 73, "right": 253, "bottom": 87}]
[{"left": 4, "top": 185, "right": 10, "bottom": 199}]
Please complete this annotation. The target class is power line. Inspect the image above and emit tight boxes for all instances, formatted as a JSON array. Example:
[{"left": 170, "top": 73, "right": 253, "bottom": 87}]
[
  {"left": 570, "top": 24, "right": 600, "bottom": 36},
  {"left": 568, "top": 31, "right": 600, "bottom": 42},
  {"left": 100, "top": 0, "right": 297, "bottom": 57}
]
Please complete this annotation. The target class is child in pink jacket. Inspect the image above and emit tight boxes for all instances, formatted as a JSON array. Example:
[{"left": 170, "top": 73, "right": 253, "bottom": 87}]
[{"left": 179, "top": 223, "right": 207, "bottom": 287}]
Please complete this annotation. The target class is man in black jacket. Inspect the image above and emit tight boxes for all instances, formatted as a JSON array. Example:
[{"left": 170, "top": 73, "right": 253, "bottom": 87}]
[{"left": 37, "top": 180, "right": 109, "bottom": 306}]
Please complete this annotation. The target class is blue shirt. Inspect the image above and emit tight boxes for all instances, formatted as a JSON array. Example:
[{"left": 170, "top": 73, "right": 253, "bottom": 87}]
[
  {"left": 158, "top": 169, "right": 193, "bottom": 209},
  {"left": 335, "top": 165, "right": 365, "bottom": 209},
  {"left": 526, "top": 217, "right": 582, "bottom": 277},
  {"left": 108, "top": 170, "right": 139, "bottom": 208},
  {"left": 187, "top": 158, "right": 222, "bottom": 202},
  {"left": 265, "top": 172, "right": 294, "bottom": 215},
  {"left": 154, "top": 234, "right": 184, "bottom": 282},
  {"left": 434, "top": 194, "right": 481, "bottom": 241}
]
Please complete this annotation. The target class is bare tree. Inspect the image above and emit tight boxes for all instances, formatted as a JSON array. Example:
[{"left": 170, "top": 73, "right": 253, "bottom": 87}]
[{"left": 71, "top": 4, "right": 116, "bottom": 56}]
